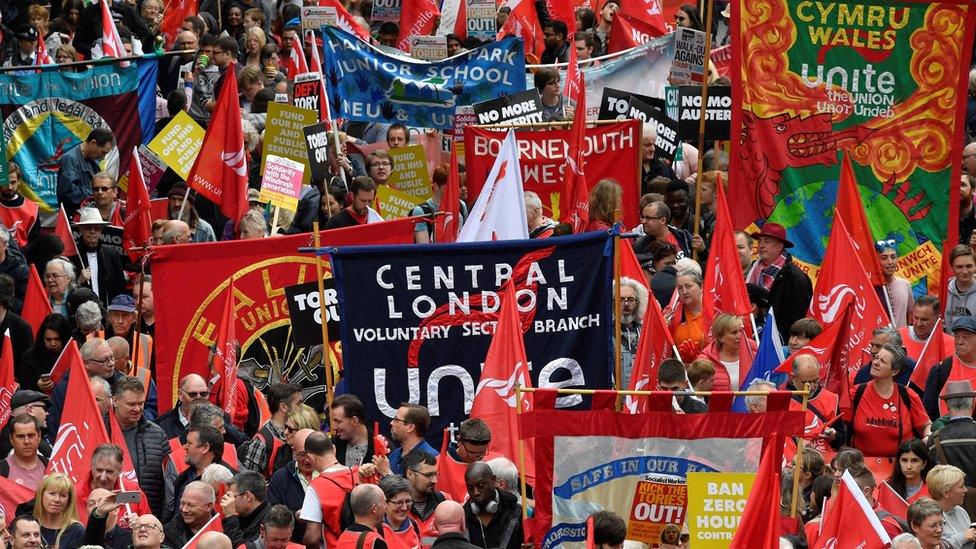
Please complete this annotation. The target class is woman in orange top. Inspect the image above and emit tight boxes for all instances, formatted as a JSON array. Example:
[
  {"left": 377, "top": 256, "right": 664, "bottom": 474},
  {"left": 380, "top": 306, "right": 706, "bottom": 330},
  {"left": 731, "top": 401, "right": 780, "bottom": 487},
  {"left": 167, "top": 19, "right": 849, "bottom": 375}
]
[{"left": 670, "top": 269, "right": 708, "bottom": 362}]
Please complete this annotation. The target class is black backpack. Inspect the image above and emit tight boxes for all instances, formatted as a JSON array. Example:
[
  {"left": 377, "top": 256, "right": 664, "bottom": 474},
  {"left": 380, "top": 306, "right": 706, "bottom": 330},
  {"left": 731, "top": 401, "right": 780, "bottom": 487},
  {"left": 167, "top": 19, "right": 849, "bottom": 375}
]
[{"left": 848, "top": 383, "right": 921, "bottom": 448}]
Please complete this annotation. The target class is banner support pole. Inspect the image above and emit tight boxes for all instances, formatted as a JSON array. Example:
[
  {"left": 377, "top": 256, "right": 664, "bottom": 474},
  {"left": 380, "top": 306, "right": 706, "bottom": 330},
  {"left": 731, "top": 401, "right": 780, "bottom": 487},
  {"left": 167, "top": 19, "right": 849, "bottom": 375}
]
[
  {"left": 312, "top": 221, "right": 335, "bottom": 413},
  {"left": 613, "top": 217, "right": 623, "bottom": 411},
  {"left": 790, "top": 383, "right": 810, "bottom": 518},
  {"left": 692, "top": 0, "right": 716, "bottom": 263},
  {"left": 176, "top": 186, "right": 192, "bottom": 224},
  {"left": 131, "top": 261, "right": 147, "bottom": 375},
  {"left": 515, "top": 385, "right": 529, "bottom": 522},
  {"left": 270, "top": 205, "right": 280, "bottom": 235}
]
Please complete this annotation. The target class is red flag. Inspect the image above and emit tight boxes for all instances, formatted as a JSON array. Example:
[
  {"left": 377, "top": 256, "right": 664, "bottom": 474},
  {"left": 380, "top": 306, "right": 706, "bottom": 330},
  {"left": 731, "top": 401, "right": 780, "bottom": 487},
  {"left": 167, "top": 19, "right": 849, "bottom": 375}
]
[
  {"left": 185, "top": 62, "right": 248, "bottom": 224},
  {"left": 55, "top": 205, "right": 78, "bottom": 257},
  {"left": 469, "top": 284, "right": 534, "bottom": 482},
  {"left": 812, "top": 471, "right": 891, "bottom": 548},
  {"left": 123, "top": 147, "right": 153, "bottom": 262},
  {"left": 545, "top": 0, "right": 576, "bottom": 34},
  {"left": 107, "top": 405, "right": 151, "bottom": 514},
  {"left": 909, "top": 317, "right": 950, "bottom": 389},
  {"left": 836, "top": 153, "right": 884, "bottom": 286},
  {"left": 47, "top": 349, "right": 111, "bottom": 483},
  {"left": 35, "top": 36, "right": 54, "bottom": 65},
  {"left": 23, "top": 264, "right": 52, "bottom": 336},
  {"left": 48, "top": 339, "right": 81, "bottom": 385},
  {"left": 809, "top": 214, "right": 888, "bottom": 380},
  {"left": 0, "top": 475, "right": 36, "bottom": 523},
  {"left": 585, "top": 515, "right": 595, "bottom": 549},
  {"left": 703, "top": 172, "right": 752, "bottom": 319},
  {"left": 397, "top": 0, "right": 441, "bottom": 52},
  {"left": 729, "top": 438, "right": 783, "bottom": 548},
  {"left": 875, "top": 481, "right": 908, "bottom": 522},
  {"left": 559, "top": 68, "right": 588, "bottom": 233},
  {"left": 624, "top": 295, "right": 676, "bottom": 413},
  {"left": 288, "top": 40, "right": 309, "bottom": 77},
  {"left": 319, "top": 0, "right": 371, "bottom": 41},
  {"left": 606, "top": 11, "right": 667, "bottom": 54},
  {"left": 497, "top": 0, "right": 543, "bottom": 58},
  {"left": 436, "top": 147, "right": 461, "bottom": 243},
  {"left": 776, "top": 306, "right": 854, "bottom": 414},
  {"left": 180, "top": 513, "right": 222, "bottom": 549},
  {"left": 0, "top": 330, "right": 16, "bottom": 427},
  {"left": 99, "top": 0, "right": 128, "bottom": 63},
  {"left": 161, "top": 0, "right": 197, "bottom": 47},
  {"left": 619, "top": 240, "right": 649, "bottom": 290},
  {"left": 215, "top": 281, "right": 239, "bottom": 418}
]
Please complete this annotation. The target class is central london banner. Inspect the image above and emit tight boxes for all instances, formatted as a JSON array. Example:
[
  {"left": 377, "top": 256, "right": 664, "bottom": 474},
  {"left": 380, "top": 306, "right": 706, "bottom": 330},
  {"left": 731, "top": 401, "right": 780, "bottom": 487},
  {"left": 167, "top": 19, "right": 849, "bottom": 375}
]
[
  {"left": 330, "top": 232, "right": 614, "bottom": 440},
  {"left": 729, "top": 0, "right": 975, "bottom": 292}
]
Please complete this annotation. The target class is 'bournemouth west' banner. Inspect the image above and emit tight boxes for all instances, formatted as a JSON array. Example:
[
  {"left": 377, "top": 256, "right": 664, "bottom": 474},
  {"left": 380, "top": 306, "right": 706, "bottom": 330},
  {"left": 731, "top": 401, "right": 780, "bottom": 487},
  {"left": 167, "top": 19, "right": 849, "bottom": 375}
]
[
  {"left": 0, "top": 60, "right": 158, "bottom": 211},
  {"left": 330, "top": 232, "right": 614, "bottom": 442},
  {"left": 463, "top": 121, "right": 641, "bottom": 227},
  {"left": 523, "top": 390, "right": 805, "bottom": 548},
  {"left": 730, "top": 0, "right": 976, "bottom": 292},
  {"left": 152, "top": 218, "right": 417, "bottom": 411},
  {"left": 322, "top": 27, "right": 526, "bottom": 130}
]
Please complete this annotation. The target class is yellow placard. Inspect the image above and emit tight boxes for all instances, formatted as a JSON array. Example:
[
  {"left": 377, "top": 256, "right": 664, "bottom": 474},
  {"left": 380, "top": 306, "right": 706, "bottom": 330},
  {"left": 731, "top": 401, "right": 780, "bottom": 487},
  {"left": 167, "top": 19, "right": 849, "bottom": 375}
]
[
  {"left": 261, "top": 102, "right": 318, "bottom": 185},
  {"left": 147, "top": 111, "right": 205, "bottom": 180},
  {"left": 376, "top": 185, "right": 422, "bottom": 221},
  {"left": 388, "top": 144, "right": 432, "bottom": 201},
  {"left": 685, "top": 472, "right": 756, "bottom": 548}
]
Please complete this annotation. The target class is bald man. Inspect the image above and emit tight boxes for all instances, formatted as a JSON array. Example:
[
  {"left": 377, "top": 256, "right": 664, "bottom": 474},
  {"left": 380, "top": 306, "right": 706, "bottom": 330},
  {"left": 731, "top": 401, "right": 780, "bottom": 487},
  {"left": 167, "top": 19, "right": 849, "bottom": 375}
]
[
  {"left": 431, "top": 501, "right": 479, "bottom": 548},
  {"left": 784, "top": 353, "right": 844, "bottom": 453},
  {"left": 196, "top": 531, "right": 233, "bottom": 549},
  {"left": 463, "top": 462, "right": 524, "bottom": 549},
  {"left": 155, "top": 374, "right": 211, "bottom": 440},
  {"left": 85, "top": 488, "right": 133, "bottom": 548},
  {"left": 131, "top": 515, "right": 166, "bottom": 549},
  {"left": 333, "top": 484, "right": 389, "bottom": 548}
]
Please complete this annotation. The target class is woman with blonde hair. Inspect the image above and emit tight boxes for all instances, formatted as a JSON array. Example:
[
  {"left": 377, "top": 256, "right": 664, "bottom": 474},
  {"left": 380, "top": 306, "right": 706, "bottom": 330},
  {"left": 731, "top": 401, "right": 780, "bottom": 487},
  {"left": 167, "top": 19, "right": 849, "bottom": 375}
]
[
  {"left": 286, "top": 403, "right": 321, "bottom": 448},
  {"left": 585, "top": 178, "right": 622, "bottom": 232},
  {"left": 696, "top": 313, "right": 757, "bottom": 392},
  {"left": 34, "top": 473, "right": 84, "bottom": 548},
  {"left": 242, "top": 27, "right": 266, "bottom": 69},
  {"left": 926, "top": 464, "right": 976, "bottom": 547}
]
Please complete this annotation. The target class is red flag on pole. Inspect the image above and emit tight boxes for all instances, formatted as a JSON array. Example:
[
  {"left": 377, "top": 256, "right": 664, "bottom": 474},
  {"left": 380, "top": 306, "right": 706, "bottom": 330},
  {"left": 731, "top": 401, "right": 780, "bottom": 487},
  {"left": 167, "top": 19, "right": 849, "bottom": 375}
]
[
  {"left": 397, "top": 0, "right": 441, "bottom": 52},
  {"left": 48, "top": 339, "right": 81, "bottom": 385},
  {"left": 180, "top": 514, "right": 222, "bottom": 549},
  {"left": 469, "top": 284, "right": 534, "bottom": 482},
  {"left": 99, "top": 0, "right": 128, "bottom": 64},
  {"left": 123, "top": 146, "right": 153, "bottom": 262},
  {"left": 23, "top": 264, "right": 52, "bottom": 336},
  {"left": 436, "top": 147, "right": 462, "bottom": 243},
  {"left": 161, "top": 0, "right": 197, "bottom": 47},
  {"left": 702, "top": 172, "right": 752, "bottom": 319},
  {"left": 836, "top": 153, "right": 885, "bottom": 286},
  {"left": 0, "top": 475, "right": 36, "bottom": 522},
  {"left": 559, "top": 64, "right": 589, "bottom": 233},
  {"left": 317, "top": 0, "right": 370, "bottom": 41},
  {"left": 606, "top": 11, "right": 667, "bottom": 54},
  {"left": 55, "top": 205, "right": 78, "bottom": 257},
  {"left": 729, "top": 438, "right": 783, "bottom": 548},
  {"left": 619, "top": 240, "right": 649, "bottom": 290},
  {"left": 909, "top": 317, "right": 950, "bottom": 390},
  {"left": 776, "top": 305, "right": 855, "bottom": 414},
  {"left": 0, "top": 330, "right": 16, "bottom": 427},
  {"left": 496, "top": 0, "right": 544, "bottom": 58},
  {"left": 215, "top": 280, "right": 239, "bottom": 418},
  {"left": 624, "top": 295, "right": 676, "bottom": 413},
  {"left": 107, "top": 405, "right": 151, "bottom": 510},
  {"left": 875, "top": 481, "right": 909, "bottom": 522},
  {"left": 35, "top": 36, "right": 54, "bottom": 65},
  {"left": 812, "top": 471, "right": 892, "bottom": 548},
  {"left": 185, "top": 62, "right": 249, "bottom": 225},
  {"left": 47, "top": 351, "right": 111, "bottom": 483},
  {"left": 287, "top": 39, "right": 309, "bottom": 77}
]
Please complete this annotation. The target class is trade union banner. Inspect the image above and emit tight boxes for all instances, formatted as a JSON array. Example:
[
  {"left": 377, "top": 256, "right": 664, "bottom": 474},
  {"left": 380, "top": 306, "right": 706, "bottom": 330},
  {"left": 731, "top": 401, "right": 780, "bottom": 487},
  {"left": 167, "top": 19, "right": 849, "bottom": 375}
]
[
  {"left": 730, "top": 0, "right": 976, "bottom": 292},
  {"left": 464, "top": 122, "right": 641, "bottom": 228},
  {"left": 329, "top": 232, "right": 614, "bottom": 442},
  {"left": 152, "top": 218, "right": 417, "bottom": 411},
  {"left": 0, "top": 60, "right": 158, "bottom": 211},
  {"left": 522, "top": 391, "right": 805, "bottom": 548},
  {"left": 321, "top": 26, "right": 526, "bottom": 130}
]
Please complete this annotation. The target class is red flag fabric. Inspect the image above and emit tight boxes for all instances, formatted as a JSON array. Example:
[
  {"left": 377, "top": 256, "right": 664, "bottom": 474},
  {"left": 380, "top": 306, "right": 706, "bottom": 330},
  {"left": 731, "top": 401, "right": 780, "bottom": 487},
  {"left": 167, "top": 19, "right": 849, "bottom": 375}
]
[
  {"left": 808, "top": 214, "right": 889, "bottom": 381},
  {"left": 729, "top": 438, "right": 783, "bottom": 548},
  {"left": 215, "top": 281, "right": 239, "bottom": 418},
  {"left": 185, "top": 62, "right": 248, "bottom": 224},
  {"left": 436, "top": 147, "right": 462, "bottom": 243},
  {"left": 35, "top": 36, "right": 54, "bottom": 65},
  {"left": 0, "top": 330, "right": 16, "bottom": 427},
  {"left": 180, "top": 513, "right": 222, "bottom": 549},
  {"left": 559, "top": 69, "right": 589, "bottom": 233},
  {"left": 585, "top": 515, "right": 595, "bottom": 549},
  {"left": 909, "top": 317, "right": 949, "bottom": 390},
  {"left": 812, "top": 471, "right": 892, "bottom": 548},
  {"left": 107, "top": 405, "right": 151, "bottom": 513},
  {"left": 836, "top": 153, "right": 885, "bottom": 286},
  {"left": 544, "top": 0, "right": 575, "bottom": 30},
  {"left": 702, "top": 172, "right": 752, "bottom": 319},
  {"left": 288, "top": 40, "right": 309, "bottom": 77},
  {"left": 619, "top": 240, "right": 649, "bottom": 290},
  {"left": 497, "top": 0, "right": 543, "bottom": 58},
  {"left": 469, "top": 284, "right": 534, "bottom": 482},
  {"left": 939, "top": 238, "right": 952, "bottom": 320},
  {"left": 624, "top": 295, "right": 676, "bottom": 413},
  {"left": 777, "top": 306, "right": 855, "bottom": 415},
  {"left": 434, "top": 430, "right": 469, "bottom": 502},
  {"left": 48, "top": 339, "right": 81, "bottom": 385},
  {"left": 123, "top": 146, "right": 153, "bottom": 262},
  {"left": 0, "top": 475, "right": 36, "bottom": 522},
  {"left": 317, "top": 0, "right": 371, "bottom": 41},
  {"left": 23, "top": 264, "right": 52, "bottom": 336},
  {"left": 397, "top": 0, "right": 441, "bottom": 52},
  {"left": 161, "top": 0, "right": 197, "bottom": 47},
  {"left": 606, "top": 11, "right": 667, "bottom": 54},
  {"left": 875, "top": 481, "right": 908, "bottom": 521},
  {"left": 99, "top": 0, "right": 128, "bottom": 62},
  {"left": 47, "top": 351, "right": 111, "bottom": 483},
  {"left": 55, "top": 205, "right": 78, "bottom": 257}
]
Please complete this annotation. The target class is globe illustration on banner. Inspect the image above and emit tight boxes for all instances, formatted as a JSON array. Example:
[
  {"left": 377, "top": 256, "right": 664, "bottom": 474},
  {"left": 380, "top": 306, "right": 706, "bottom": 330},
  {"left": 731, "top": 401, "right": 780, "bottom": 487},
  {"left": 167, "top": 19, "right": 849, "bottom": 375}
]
[{"left": 765, "top": 180, "right": 924, "bottom": 292}]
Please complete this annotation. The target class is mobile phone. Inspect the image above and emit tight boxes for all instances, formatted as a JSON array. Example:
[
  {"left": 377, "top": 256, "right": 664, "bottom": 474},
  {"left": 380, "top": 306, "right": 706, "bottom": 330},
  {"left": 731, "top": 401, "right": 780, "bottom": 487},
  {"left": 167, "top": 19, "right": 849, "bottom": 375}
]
[{"left": 116, "top": 491, "right": 141, "bottom": 504}]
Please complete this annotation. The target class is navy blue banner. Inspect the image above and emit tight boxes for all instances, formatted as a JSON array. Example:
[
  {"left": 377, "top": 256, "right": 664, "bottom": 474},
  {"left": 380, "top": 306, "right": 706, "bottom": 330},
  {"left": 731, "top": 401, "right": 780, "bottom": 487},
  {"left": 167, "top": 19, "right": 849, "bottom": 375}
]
[
  {"left": 321, "top": 26, "right": 527, "bottom": 130},
  {"left": 330, "top": 232, "right": 614, "bottom": 441}
]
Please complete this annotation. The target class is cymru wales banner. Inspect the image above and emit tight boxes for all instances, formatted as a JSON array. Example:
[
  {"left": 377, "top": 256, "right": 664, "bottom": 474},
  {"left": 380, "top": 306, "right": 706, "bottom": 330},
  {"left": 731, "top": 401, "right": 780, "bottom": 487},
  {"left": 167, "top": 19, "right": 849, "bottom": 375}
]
[
  {"left": 730, "top": 0, "right": 976, "bottom": 292},
  {"left": 152, "top": 218, "right": 417, "bottom": 411},
  {"left": 463, "top": 121, "right": 641, "bottom": 228},
  {"left": 0, "top": 60, "right": 158, "bottom": 211},
  {"left": 330, "top": 232, "right": 614, "bottom": 442},
  {"left": 321, "top": 27, "right": 526, "bottom": 130},
  {"left": 523, "top": 390, "right": 805, "bottom": 548}
]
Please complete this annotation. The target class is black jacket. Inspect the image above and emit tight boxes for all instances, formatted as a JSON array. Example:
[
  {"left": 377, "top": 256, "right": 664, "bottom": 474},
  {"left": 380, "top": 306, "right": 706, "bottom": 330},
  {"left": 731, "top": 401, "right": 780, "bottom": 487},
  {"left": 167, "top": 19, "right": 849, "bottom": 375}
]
[
  {"left": 110, "top": 416, "right": 168, "bottom": 516},
  {"left": 332, "top": 434, "right": 377, "bottom": 467},
  {"left": 929, "top": 416, "right": 976, "bottom": 488},
  {"left": 323, "top": 208, "right": 364, "bottom": 230},
  {"left": 267, "top": 461, "right": 308, "bottom": 543},
  {"left": 923, "top": 357, "right": 961, "bottom": 422},
  {"left": 153, "top": 408, "right": 249, "bottom": 446},
  {"left": 431, "top": 532, "right": 481, "bottom": 549},
  {"left": 84, "top": 510, "right": 133, "bottom": 549},
  {"left": 650, "top": 265, "right": 678, "bottom": 309},
  {"left": 224, "top": 501, "right": 270, "bottom": 546},
  {"left": 766, "top": 255, "right": 813, "bottom": 342},
  {"left": 463, "top": 490, "right": 523, "bottom": 549},
  {"left": 0, "top": 246, "right": 29, "bottom": 314},
  {"left": 164, "top": 513, "right": 211, "bottom": 549},
  {"left": 70, "top": 241, "right": 127, "bottom": 306},
  {"left": 167, "top": 458, "right": 237, "bottom": 523},
  {"left": 2, "top": 311, "right": 34, "bottom": 390}
]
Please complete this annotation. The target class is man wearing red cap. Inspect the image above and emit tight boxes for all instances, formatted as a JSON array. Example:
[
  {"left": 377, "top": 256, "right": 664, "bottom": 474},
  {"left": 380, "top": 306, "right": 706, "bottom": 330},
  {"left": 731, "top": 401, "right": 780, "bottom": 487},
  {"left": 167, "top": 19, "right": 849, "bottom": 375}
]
[{"left": 745, "top": 223, "right": 812, "bottom": 341}]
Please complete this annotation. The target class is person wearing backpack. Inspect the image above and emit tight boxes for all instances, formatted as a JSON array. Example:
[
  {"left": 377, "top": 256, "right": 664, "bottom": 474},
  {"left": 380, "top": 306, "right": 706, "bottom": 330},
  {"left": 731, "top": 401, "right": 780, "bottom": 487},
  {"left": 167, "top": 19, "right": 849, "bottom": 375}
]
[
  {"left": 239, "top": 383, "right": 302, "bottom": 478},
  {"left": 301, "top": 432, "right": 360, "bottom": 549},
  {"left": 847, "top": 343, "right": 932, "bottom": 459},
  {"left": 334, "top": 485, "right": 389, "bottom": 549},
  {"left": 409, "top": 164, "right": 469, "bottom": 244}
]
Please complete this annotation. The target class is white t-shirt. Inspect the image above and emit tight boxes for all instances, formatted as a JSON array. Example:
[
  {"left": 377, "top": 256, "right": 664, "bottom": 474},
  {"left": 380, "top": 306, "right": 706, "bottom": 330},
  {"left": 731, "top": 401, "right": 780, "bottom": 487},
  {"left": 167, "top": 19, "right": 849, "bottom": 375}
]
[{"left": 721, "top": 359, "right": 740, "bottom": 390}]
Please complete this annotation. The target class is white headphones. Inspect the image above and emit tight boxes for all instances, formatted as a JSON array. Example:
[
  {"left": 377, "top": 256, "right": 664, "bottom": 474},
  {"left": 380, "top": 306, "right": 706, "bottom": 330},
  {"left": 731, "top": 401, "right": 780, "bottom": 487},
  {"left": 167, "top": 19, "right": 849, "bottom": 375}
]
[{"left": 470, "top": 489, "right": 500, "bottom": 514}]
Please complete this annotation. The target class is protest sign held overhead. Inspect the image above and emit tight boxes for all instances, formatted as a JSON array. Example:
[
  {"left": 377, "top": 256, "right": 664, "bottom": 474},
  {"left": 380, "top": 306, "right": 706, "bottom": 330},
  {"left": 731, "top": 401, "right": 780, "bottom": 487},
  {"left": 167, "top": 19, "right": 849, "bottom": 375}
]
[
  {"left": 259, "top": 155, "right": 305, "bottom": 211},
  {"left": 262, "top": 102, "right": 318, "bottom": 184},
  {"left": 388, "top": 144, "right": 432, "bottom": 200},
  {"left": 284, "top": 279, "right": 341, "bottom": 348},
  {"left": 666, "top": 85, "right": 732, "bottom": 140},
  {"left": 303, "top": 122, "right": 332, "bottom": 181},
  {"left": 473, "top": 89, "right": 544, "bottom": 126}
]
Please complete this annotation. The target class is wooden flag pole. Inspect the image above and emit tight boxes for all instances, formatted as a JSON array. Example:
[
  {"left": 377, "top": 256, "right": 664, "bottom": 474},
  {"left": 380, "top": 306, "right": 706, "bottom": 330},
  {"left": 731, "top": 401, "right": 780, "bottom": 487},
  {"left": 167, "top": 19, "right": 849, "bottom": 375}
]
[
  {"left": 515, "top": 385, "right": 530, "bottom": 521},
  {"left": 613, "top": 215, "right": 623, "bottom": 411},
  {"left": 692, "top": 0, "right": 717, "bottom": 263},
  {"left": 311, "top": 222, "right": 335, "bottom": 412},
  {"left": 790, "top": 383, "right": 811, "bottom": 518}
]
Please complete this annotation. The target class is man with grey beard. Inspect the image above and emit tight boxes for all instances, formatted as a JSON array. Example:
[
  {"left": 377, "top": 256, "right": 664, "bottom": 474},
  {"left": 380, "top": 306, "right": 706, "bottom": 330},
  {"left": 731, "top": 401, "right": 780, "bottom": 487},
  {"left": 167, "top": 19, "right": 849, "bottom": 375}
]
[{"left": 617, "top": 277, "right": 648, "bottom": 385}]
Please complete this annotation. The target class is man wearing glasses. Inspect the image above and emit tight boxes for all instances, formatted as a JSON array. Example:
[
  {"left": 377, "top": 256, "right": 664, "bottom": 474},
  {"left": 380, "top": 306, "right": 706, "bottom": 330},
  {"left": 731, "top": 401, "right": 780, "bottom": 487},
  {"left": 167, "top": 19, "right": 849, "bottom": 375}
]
[
  {"left": 616, "top": 277, "right": 647, "bottom": 386},
  {"left": 131, "top": 514, "right": 167, "bottom": 549},
  {"left": 48, "top": 337, "right": 120, "bottom": 437},
  {"left": 239, "top": 383, "right": 302, "bottom": 477},
  {"left": 155, "top": 374, "right": 211, "bottom": 440},
  {"left": 221, "top": 471, "right": 271, "bottom": 546},
  {"left": 388, "top": 403, "right": 438, "bottom": 475},
  {"left": 403, "top": 451, "right": 449, "bottom": 547}
]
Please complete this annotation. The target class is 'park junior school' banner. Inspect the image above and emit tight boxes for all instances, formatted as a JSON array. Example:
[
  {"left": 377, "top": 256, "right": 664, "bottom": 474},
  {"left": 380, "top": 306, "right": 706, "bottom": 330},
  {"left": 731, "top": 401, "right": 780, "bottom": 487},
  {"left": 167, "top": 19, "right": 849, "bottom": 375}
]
[
  {"left": 330, "top": 232, "right": 614, "bottom": 442},
  {"left": 322, "top": 26, "right": 526, "bottom": 130},
  {"left": 464, "top": 121, "right": 641, "bottom": 227},
  {"left": 730, "top": 0, "right": 976, "bottom": 292},
  {"left": 0, "top": 60, "right": 158, "bottom": 211},
  {"left": 152, "top": 218, "right": 417, "bottom": 412}
]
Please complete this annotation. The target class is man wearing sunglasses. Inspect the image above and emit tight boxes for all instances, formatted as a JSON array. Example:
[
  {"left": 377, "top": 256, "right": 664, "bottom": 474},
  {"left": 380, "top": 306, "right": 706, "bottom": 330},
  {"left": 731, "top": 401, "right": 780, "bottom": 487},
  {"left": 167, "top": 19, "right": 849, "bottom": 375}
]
[{"left": 155, "top": 374, "right": 212, "bottom": 440}]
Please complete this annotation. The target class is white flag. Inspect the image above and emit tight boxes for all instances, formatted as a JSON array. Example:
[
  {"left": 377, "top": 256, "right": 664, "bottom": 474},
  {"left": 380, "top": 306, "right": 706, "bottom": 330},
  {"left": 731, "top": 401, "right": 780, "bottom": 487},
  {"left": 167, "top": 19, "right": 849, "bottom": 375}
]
[{"left": 457, "top": 130, "right": 529, "bottom": 242}]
